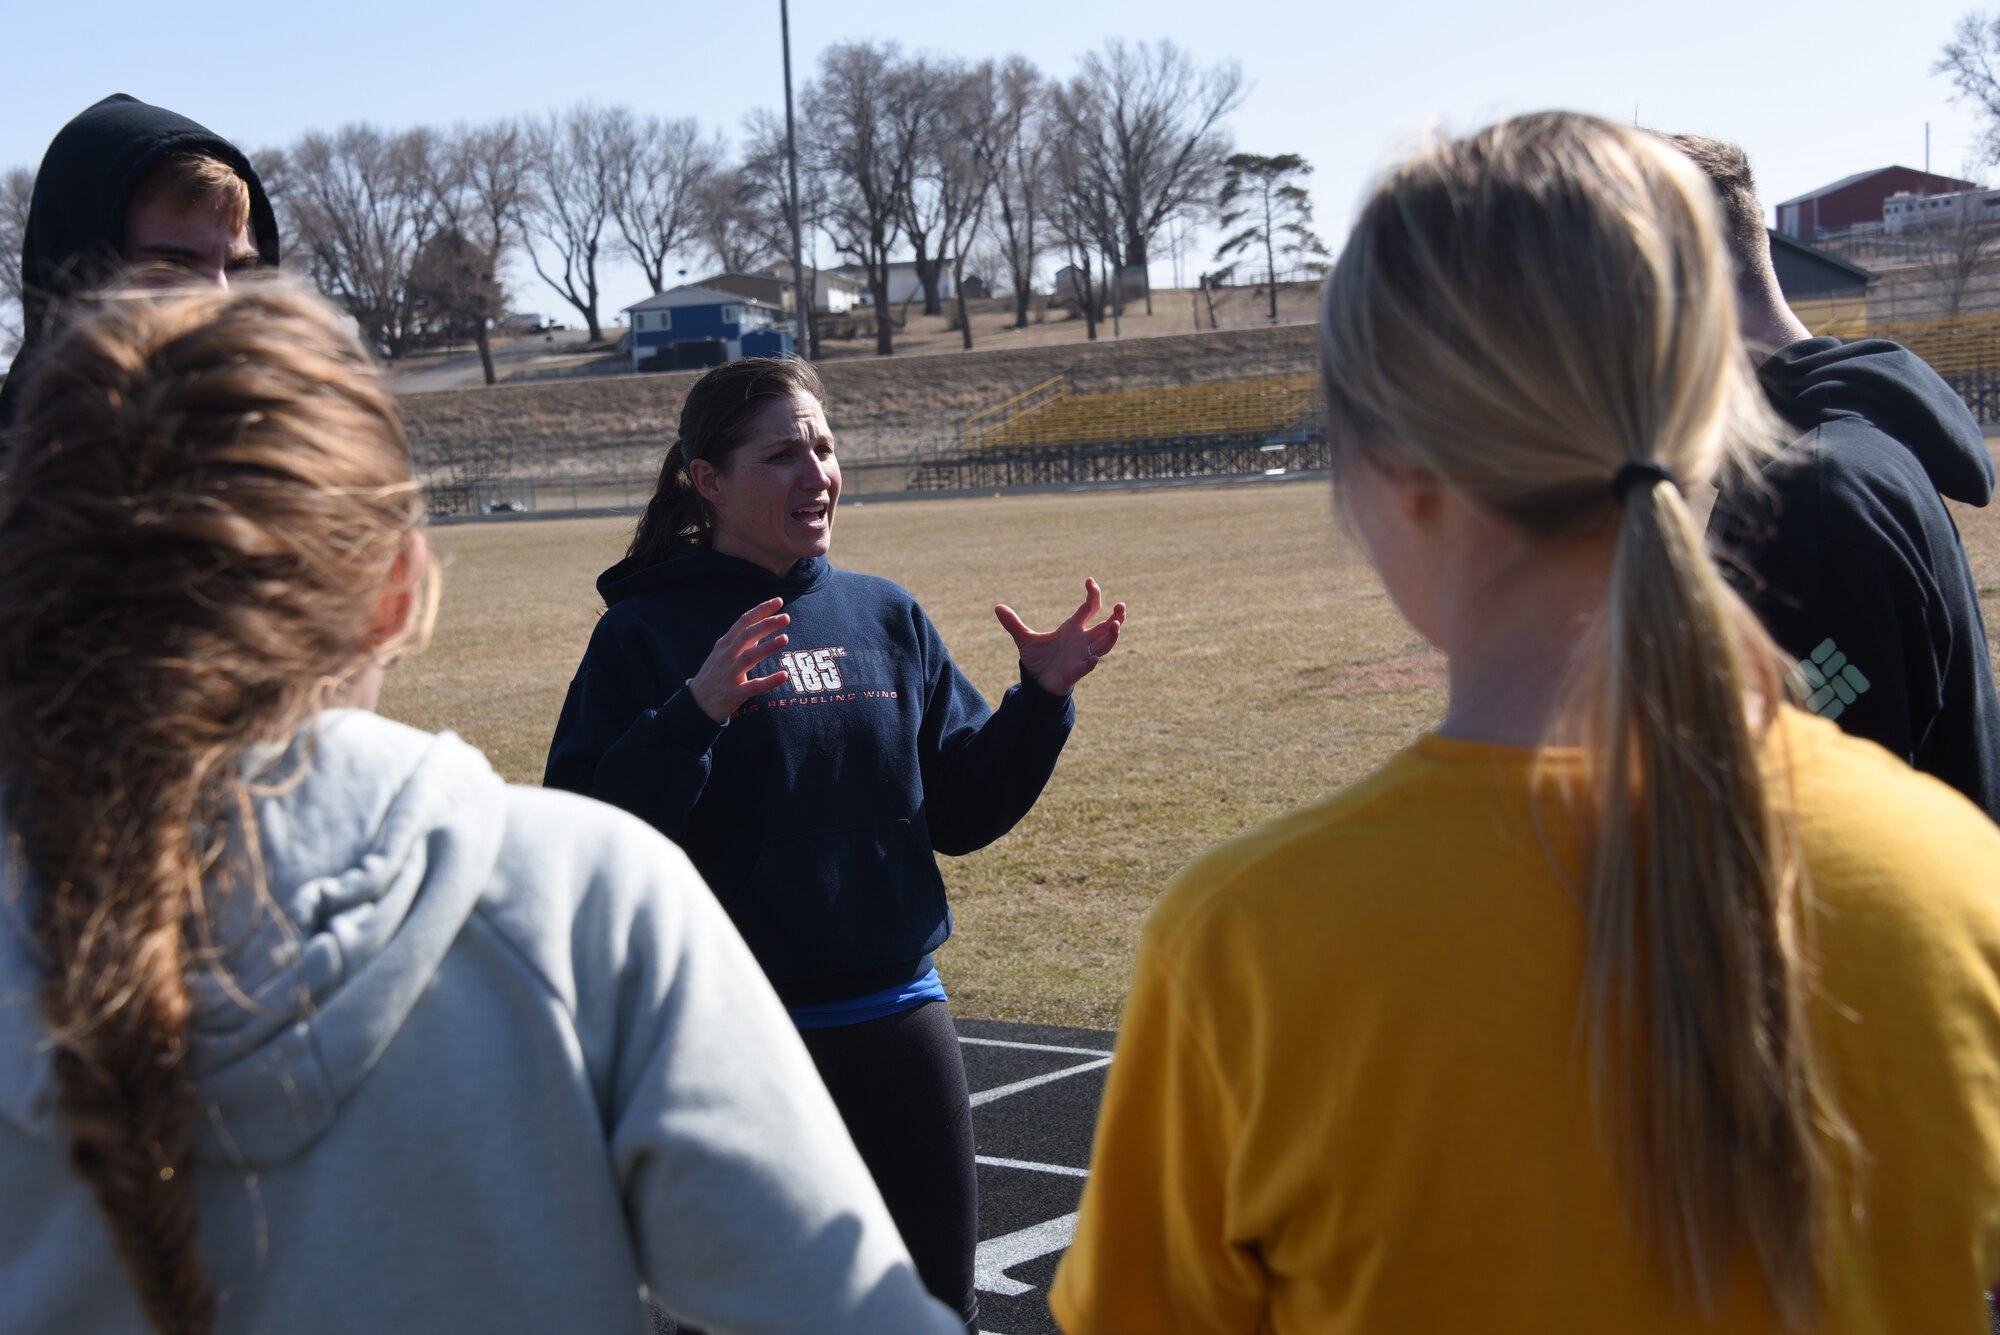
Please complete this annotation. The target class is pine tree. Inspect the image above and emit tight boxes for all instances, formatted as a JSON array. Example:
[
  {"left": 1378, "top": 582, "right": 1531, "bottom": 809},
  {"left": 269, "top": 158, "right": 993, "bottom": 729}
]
[{"left": 1214, "top": 153, "right": 1330, "bottom": 322}]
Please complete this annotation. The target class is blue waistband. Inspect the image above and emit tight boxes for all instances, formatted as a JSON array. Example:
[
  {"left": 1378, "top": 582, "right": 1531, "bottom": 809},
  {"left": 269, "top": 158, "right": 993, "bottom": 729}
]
[{"left": 787, "top": 965, "right": 947, "bottom": 1030}]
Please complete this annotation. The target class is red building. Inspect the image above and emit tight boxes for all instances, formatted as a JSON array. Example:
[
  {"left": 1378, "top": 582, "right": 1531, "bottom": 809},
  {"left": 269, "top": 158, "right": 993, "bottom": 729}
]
[{"left": 1776, "top": 166, "right": 1976, "bottom": 239}]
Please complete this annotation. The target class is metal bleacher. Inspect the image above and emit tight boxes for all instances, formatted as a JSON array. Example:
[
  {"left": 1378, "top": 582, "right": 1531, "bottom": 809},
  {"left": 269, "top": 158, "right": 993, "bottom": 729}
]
[
  {"left": 959, "top": 373, "right": 1320, "bottom": 450},
  {"left": 912, "top": 373, "right": 1327, "bottom": 492},
  {"left": 1787, "top": 305, "right": 2000, "bottom": 421},
  {"left": 1794, "top": 305, "right": 2000, "bottom": 379}
]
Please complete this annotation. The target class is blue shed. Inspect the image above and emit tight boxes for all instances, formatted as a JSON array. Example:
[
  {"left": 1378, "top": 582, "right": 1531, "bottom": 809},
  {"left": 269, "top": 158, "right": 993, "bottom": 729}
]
[{"left": 623, "top": 285, "right": 794, "bottom": 370}]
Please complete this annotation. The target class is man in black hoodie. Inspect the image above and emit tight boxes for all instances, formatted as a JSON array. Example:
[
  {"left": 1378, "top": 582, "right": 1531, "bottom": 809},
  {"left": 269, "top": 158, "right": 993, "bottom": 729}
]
[
  {"left": 1671, "top": 134, "right": 2000, "bottom": 823},
  {"left": 0, "top": 94, "right": 280, "bottom": 425}
]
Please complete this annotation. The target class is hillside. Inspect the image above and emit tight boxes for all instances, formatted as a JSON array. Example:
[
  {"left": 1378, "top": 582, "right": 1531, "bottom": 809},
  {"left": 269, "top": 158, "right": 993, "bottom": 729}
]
[{"left": 399, "top": 320, "right": 1318, "bottom": 481}]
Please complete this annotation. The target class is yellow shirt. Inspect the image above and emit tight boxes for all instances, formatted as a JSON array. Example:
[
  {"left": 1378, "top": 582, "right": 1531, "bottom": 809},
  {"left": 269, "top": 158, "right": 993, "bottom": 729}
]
[{"left": 1050, "top": 709, "right": 2000, "bottom": 1333}]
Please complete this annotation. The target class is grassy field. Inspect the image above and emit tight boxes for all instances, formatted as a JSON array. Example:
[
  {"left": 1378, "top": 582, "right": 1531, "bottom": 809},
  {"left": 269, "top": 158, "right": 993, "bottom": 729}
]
[{"left": 378, "top": 480, "right": 2000, "bottom": 1029}]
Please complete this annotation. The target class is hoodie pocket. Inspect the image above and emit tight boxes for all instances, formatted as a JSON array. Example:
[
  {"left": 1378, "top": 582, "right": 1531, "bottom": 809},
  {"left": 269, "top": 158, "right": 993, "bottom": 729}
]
[{"left": 734, "top": 818, "right": 949, "bottom": 983}]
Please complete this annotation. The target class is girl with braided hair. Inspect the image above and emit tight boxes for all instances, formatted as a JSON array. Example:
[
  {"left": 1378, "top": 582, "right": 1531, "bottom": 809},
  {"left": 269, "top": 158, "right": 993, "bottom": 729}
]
[{"left": 0, "top": 283, "right": 961, "bottom": 1335}]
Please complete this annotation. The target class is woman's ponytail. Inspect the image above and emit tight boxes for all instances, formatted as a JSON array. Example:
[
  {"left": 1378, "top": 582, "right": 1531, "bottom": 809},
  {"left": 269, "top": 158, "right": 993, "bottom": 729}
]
[
  {"left": 1583, "top": 469, "right": 1848, "bottom": 1323},
  {"left": 625, "top": 438, "right": 708, "bottom": 568}
]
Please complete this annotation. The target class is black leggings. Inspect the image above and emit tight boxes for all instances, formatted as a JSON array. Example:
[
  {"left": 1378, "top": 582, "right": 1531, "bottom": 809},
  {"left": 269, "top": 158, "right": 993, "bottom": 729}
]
[{"left": 800, "top": 999, "right": 980, "bottom": 1332}]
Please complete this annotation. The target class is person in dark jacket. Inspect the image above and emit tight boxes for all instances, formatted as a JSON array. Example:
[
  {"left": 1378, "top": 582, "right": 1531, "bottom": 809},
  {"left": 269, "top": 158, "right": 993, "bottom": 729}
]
[
  {"left": 1670, "top": 134, "right": 2000, "bottom": 823},
  {"left": 544, "top": 356, "right": 1126, "bottom": 1332},
  {"left": 0, "top": 94, "right": 279, "bottom": 426}
]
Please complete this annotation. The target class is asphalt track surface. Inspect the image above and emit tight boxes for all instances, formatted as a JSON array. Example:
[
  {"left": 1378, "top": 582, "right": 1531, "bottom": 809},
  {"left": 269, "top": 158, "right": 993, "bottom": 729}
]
[
  {"left": 958, "top": 1017, "right": 1115, "bottom": 1335},
  {"left": 655, "top": 1015, "right": 1113, "bottom": 1335}
]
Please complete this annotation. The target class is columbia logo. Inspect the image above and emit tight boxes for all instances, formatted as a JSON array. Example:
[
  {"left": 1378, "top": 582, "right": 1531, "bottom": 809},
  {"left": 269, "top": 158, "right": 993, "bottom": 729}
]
[{"left": 1788, "top": 638, "right": 1870, "bottom": 721}]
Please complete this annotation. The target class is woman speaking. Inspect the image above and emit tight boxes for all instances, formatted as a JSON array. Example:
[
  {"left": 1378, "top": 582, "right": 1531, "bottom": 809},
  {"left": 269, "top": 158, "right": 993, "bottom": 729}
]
[{"left": 546, "top": 356, "right": 1124, "bottom": 1331}]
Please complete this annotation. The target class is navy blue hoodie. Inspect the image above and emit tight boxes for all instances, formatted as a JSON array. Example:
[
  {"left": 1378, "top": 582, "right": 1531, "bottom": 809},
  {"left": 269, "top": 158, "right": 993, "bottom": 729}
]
[
  {"left": 544, "top": 549, "right": 1075, "bottom": 1004},
  {"left": 1708, "top": 337, "right": 1999, "bottom": 823}
]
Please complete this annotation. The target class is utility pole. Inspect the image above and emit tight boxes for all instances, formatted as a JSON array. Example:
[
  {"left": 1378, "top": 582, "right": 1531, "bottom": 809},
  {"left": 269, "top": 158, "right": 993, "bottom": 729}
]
[
  {"left": 782, "top": 0, "right": 809, "bottom": 358},
  {"left": 1107, "top": 244, "right": 1122, "bottom": 339}
]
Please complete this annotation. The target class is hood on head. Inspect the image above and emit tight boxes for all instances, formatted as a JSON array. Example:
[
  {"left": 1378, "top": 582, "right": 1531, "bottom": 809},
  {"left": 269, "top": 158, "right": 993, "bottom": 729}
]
[
  {"left": 1, "top": 93, "right": 282, "bottom": 425},
  {"left": 0, "top": 712, "right": 502, "bottom": 1165},
  {"left": 1762, "top": 336, "right": 1997, "bottom": 507}
]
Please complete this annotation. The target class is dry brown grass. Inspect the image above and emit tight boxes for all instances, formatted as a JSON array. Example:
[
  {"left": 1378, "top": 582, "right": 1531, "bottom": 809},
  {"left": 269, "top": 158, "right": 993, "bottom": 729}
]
[
  {"left": 807, "top": 283, "right": 1324, "bottom": 361},
  {"left": 378, "top": 479, "right": 2000, "bottom": 1028}
]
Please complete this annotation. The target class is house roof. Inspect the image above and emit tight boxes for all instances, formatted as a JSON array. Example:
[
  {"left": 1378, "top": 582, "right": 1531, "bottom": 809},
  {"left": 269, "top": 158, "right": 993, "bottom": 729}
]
[
  {"left": 1768, "top": 229, "right": 1876, "bottom": 283},
  {"left": 1775, "top": 166, "right": 1977, "bottom": 209},
  {"left": 760, "top": 262, "right": 862, "bottom": 288},
  {"left": 622, "top": 284, "right": 783, "bottom": 313},
  {"left": 699, "top": 270, "right": 785, "bottom": 287}
]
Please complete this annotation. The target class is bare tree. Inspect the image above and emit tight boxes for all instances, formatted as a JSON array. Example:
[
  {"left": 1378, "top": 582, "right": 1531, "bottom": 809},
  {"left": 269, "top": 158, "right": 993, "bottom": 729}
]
[
  {"left": 408, "top": 228, "right": 502, "bottom": 347},
  {"left": 805, "top": 42, "right": 925, "bottom": 356},
  {"left": 280, "top": 124, "right": 441, "bottom": 356},
  {"left": 608, "top": 110, "right": 720, "bottom": 294},
  {"left": 899, "top": 58, "right": 1002, "bottom": 337},
  {"left": 1046, "top": 135, "right": 1121, "bottom": 341},
  {"left": 990, "top": 56, "right": 1048, "bottom": 330},
  {"left": 739, "top": 112, "right": 815, "bottom": 257},
  {"left": 738, "top": 110, "right": 833, "bottom": 355},
  {"left": 936, "top": 62, "right": 1005, "bottom": 349},
  {"left": 894, "top": 54, "right": 955, "bottom": 316},
  {"left": 1, "top": 166, "right": 33, "bottom": 358},
  {"left": 697, "top": 167, "right": 775, "bottom": 274},
  {"left": 1909, "top": 194, "right": 2000, "bottom": 316},
  {"left": 1939, "top": 13, "right": 2000, "bottom": 163},
  {"left": 522, "top": 106, "right": 620, "bottom": 342},
  {"left": 418, "top": 121, "right": 527, "bottom": 384},
  {"left": 1214, "top": 153, "right": 1329, "bottom": 321},
  {"left": 249, "top": 144, "right": 288, "bottom": 205},
  {"left": 1054, "top": 40, "right": 1246, "bottom": 314}
]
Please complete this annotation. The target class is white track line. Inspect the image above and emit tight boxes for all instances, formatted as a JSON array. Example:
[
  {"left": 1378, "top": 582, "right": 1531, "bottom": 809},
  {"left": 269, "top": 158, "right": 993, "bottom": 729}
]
[
  {"left": 959, "top": 1035, "right": 1114, "bottom": 1059},
  {"left": 976, "top": 1154, "right": 1090, "bottom": 1178},
  {"left": 974, "top": 1212, "right": 1080, "bottom": 1297},
  {"left": 968, "top": 1056, "right": 1113, "bottom": 1107}
]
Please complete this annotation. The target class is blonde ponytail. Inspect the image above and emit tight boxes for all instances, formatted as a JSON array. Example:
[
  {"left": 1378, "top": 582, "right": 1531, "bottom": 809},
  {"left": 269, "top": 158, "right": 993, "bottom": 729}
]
[
  {"left": 1585, "top": 469, "right": 1845, "bottom": 1321},
  {"left": 1319, "top": 112, "right": 1854, "bottom": 1323}
]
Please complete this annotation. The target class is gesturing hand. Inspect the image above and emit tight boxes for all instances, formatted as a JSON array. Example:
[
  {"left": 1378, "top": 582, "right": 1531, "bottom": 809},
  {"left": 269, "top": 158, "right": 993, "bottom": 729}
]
[
  {"left": 995, "top": 578, "right": 1128, "bottom": 698},
  {"left": 690, "top": 597, "right": 791, "bottom": 723}
]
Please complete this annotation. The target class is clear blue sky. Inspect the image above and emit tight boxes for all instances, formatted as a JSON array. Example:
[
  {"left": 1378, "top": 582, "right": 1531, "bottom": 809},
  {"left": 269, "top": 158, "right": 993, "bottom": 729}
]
[{"left": 3, "top": 0, "right": 1991, "bottom": 320}]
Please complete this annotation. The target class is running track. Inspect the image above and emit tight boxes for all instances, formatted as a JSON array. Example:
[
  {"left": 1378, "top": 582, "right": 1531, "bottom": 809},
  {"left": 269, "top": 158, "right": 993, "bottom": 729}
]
[
  {"left": 958, "top": 1017, "right": 1114, "bottom": 1335},
  {"left": 654, "top": 1016, "right": 1113, "bottom": 1334}
]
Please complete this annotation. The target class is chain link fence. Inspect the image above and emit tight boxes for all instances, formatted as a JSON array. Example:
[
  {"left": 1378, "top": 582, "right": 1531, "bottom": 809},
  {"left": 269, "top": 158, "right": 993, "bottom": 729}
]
[{"left": 422, "top": 422, "right": 1332, "bottom": 518}]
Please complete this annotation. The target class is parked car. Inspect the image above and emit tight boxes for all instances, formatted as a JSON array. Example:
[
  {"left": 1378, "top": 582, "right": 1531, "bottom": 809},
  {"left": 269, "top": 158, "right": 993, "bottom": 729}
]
[{"left": 482, "top": 499, "right": 525, "bottom": 515}]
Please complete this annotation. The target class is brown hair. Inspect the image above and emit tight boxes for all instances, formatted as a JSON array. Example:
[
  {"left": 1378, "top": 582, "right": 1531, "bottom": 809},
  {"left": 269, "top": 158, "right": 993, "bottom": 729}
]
[
  {"left": 1320, "top": 112, "right": 1852, "bottom": 1323},
  {"left": 626, "top": 356, "right": 825, "bottom": 568},
  {"left": 1659, "top": 133, "right": 1773, "bottom": 292},
  {"left": 0, "top": 282, "right": 430, "bottom": 1335},
  {"left": 126, "top": 153, "right": 254, "bottom": 239}
]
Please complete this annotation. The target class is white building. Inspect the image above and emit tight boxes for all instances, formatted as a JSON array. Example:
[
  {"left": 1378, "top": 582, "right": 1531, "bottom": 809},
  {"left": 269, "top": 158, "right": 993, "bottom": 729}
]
[
  {"left": 1884, "top": 186, "right": 2000, "bottom": 233},
  {"left": 828, "top": 260, "right": 955, "bottom": 307},
  {"left": 757, "top": 264, "right": 864, "bottom": 314}
]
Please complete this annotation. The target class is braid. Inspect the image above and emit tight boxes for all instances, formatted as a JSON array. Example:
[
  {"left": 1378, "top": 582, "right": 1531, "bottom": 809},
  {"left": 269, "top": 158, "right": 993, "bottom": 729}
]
[
  {"left": 0, "top": 282, "right": 427, "bottom": 1334},
  {"left": 41, "top": 803, "right": 217, "bottom": 1334}
]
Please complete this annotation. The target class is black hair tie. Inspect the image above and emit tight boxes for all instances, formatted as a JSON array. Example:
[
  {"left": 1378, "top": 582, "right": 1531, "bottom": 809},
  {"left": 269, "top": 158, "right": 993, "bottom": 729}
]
[{"left": 1610, "top": 461, "right": 1678, "bottom": 502}]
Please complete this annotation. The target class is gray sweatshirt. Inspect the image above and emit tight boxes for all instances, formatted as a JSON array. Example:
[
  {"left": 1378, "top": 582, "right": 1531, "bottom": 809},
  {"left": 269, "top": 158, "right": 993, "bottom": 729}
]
[{"left": 0, "top": 709, "right": 961, "bottom": 1334}]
